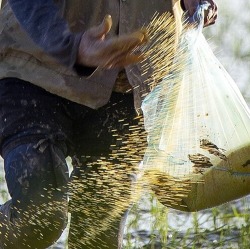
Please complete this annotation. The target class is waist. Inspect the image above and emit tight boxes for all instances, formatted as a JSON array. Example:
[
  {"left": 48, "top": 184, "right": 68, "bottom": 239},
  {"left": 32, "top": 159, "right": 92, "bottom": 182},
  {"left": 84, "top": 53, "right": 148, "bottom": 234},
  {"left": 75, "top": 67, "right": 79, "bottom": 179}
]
[{"left": 113, "top": 69, "right": 133, "bottom": 93}]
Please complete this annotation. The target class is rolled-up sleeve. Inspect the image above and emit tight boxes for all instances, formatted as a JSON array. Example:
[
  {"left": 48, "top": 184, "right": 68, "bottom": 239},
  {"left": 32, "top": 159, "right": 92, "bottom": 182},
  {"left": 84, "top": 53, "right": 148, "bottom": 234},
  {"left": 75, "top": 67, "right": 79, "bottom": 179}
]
[{"left": 8, "top": 0, "right": 83, "bottom": 68}]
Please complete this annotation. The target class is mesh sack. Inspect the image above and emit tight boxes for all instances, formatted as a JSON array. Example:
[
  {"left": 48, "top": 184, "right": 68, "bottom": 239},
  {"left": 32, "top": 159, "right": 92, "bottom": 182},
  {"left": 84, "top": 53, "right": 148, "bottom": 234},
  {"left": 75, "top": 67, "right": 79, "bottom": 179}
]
[{"left": 141, "top": 3, "right": 250, "bottom": 210}]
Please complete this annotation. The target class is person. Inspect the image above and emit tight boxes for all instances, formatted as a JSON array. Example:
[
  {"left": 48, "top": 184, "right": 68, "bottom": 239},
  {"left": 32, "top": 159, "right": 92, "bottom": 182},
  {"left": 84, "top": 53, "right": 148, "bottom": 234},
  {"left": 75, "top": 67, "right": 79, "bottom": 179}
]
[{"left": 0, "top": 0, "right": 217, "bottom": 248}]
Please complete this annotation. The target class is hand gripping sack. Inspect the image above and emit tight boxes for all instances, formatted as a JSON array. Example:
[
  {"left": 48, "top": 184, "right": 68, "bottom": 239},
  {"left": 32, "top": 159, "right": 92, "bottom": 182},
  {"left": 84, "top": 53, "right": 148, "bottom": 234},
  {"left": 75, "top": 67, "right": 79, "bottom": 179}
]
[{"left": 142, "top": 3, "right": 250, "bottom": 211}]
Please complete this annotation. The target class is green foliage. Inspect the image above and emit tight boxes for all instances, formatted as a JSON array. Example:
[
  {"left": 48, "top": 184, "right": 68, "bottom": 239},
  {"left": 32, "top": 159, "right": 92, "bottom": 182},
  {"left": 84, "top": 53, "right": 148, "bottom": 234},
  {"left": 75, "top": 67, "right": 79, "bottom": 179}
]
[{"left": 124, "top": 194, "right": 250, "bottom": 249}]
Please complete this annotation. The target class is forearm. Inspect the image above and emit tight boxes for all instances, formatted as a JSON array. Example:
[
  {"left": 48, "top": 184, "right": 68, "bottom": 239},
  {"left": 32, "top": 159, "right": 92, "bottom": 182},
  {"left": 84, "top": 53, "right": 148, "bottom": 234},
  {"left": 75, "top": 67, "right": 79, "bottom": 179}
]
[{"left": 8, "top": 0, "right": 82, "bottom": 68}]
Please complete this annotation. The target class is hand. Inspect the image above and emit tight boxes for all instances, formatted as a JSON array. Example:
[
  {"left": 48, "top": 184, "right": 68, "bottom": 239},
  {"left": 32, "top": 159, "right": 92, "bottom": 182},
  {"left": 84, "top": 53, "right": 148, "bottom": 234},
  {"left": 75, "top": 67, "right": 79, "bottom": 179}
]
[
  {"left": 77, "top": 15, "right": 148, "bottom": 69},
  {"left": 182, "top": 0, "right": 218, "bottom": 27}
]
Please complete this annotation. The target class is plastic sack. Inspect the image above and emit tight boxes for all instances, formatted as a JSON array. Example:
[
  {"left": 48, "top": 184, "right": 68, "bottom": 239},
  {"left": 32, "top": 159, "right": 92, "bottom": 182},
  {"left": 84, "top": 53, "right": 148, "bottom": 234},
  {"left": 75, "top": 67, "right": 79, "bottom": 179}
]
[{"left": 142, "top": 3, "right": 250, "bottom": 210}]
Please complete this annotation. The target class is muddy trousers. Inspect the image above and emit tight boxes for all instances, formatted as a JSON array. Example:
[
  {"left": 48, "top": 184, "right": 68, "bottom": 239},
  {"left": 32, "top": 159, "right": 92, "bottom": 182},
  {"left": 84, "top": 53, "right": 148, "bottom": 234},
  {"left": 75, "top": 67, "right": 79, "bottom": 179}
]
[
  {"left": 0, "top": 142, "right": 68, "bottom": 249},
  {"left": 0, "top": 142, "right": 130, "bottom": 249},
  {"left": 0, "top": 78, "right": 144, "bottom": 249}
]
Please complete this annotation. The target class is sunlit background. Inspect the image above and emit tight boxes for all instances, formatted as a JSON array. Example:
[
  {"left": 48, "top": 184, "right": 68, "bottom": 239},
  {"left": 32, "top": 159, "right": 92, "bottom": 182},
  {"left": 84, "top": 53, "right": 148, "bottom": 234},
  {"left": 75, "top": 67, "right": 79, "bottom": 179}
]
[{"left": 0, "top": 0, "right": 249, "bottom": 248}]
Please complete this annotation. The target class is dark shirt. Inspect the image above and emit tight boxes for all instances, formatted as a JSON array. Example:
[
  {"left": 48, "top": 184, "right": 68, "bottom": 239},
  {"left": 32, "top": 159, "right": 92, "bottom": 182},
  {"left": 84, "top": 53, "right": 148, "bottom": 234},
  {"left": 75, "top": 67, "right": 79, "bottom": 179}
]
[{"left": 8, "top": 0, "right": 82, "bottom": 68}]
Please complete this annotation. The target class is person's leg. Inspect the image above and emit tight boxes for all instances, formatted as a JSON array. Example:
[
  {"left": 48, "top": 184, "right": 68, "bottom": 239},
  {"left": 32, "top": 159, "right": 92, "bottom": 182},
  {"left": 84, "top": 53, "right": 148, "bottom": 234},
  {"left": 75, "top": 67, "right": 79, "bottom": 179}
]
[
  {"left": 69, "top": 157, "right": 132, "bottom": 249},
  {"left": 0, "top": 142, "right": 68, "bottom": 249},
  {"left": 68, "top": 93, "right": 146, "bottom": 249},
  {"left": 0, "top": 78, "right": 73, "bottom": 248}
]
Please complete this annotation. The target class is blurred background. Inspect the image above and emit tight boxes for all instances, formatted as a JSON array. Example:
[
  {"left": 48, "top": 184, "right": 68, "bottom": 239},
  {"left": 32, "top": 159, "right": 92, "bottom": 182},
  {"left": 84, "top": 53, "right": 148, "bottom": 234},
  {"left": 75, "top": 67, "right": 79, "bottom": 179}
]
[
  {"left": 0, "top": 0, "right": 249, "bottom": 248},
  {"left": 205, "top": 0, "right": 250, "bottom": 104},
  {"left": 123, "top": 1, "right": 250, "bottom": 248}
]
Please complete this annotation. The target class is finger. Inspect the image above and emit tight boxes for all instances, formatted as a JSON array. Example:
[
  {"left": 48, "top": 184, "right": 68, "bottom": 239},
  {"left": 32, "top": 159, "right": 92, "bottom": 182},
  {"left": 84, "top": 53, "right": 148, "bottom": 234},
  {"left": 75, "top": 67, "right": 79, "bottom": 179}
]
[
  {"left": 101, "top": 51, "right": 144, "bottom": 69},
  {"left": 106, "top": 31, "right": 148, "bottom": 54},
  {"left": 102, "top": 15, "right": 113, "bottom": 36},
  {"left": 204, "top": 3, "right": 218, "bottom": 27},
  {"left": 112, "top": 54, "right": 145, "bottom": 68},
  {"left": 129, "top": 30, "right": 149, "bottom": 45},
  {"left": 89, "top": 15, "right": 113, "bottom": 39},
  {"left": 138, "top": 28, "right": 150, "bottom": 43},
  {"left": 204, "top": 12, "right": 217, "bottom": 27}
]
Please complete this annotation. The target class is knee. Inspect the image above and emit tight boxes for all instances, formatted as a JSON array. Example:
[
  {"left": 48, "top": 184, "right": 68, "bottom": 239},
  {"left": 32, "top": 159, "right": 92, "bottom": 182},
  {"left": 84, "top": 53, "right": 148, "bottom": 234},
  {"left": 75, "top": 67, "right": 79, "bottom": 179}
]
[
  {"left": 2, "top": 142, "right": 69, "bottom": 248},
  {"left": 0, "top": 199, "right": 68, "bottom": 249},
  {"left": 30, "top": 204, "right": 68, "bottom": 248}
]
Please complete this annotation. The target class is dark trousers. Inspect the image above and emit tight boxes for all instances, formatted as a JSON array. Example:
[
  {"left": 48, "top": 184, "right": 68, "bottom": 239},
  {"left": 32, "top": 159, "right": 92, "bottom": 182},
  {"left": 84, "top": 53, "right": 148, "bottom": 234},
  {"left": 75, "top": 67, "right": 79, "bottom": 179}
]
[{"left": 0, "top": 78, "right": 145, "bottom": 249}]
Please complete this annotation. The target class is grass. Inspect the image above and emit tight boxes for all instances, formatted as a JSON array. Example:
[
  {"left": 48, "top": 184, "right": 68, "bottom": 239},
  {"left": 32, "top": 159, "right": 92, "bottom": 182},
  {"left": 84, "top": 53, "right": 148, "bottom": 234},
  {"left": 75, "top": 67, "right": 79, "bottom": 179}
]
[{"left": 123, "top": 193, "right": 250, "bottom": 249}]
